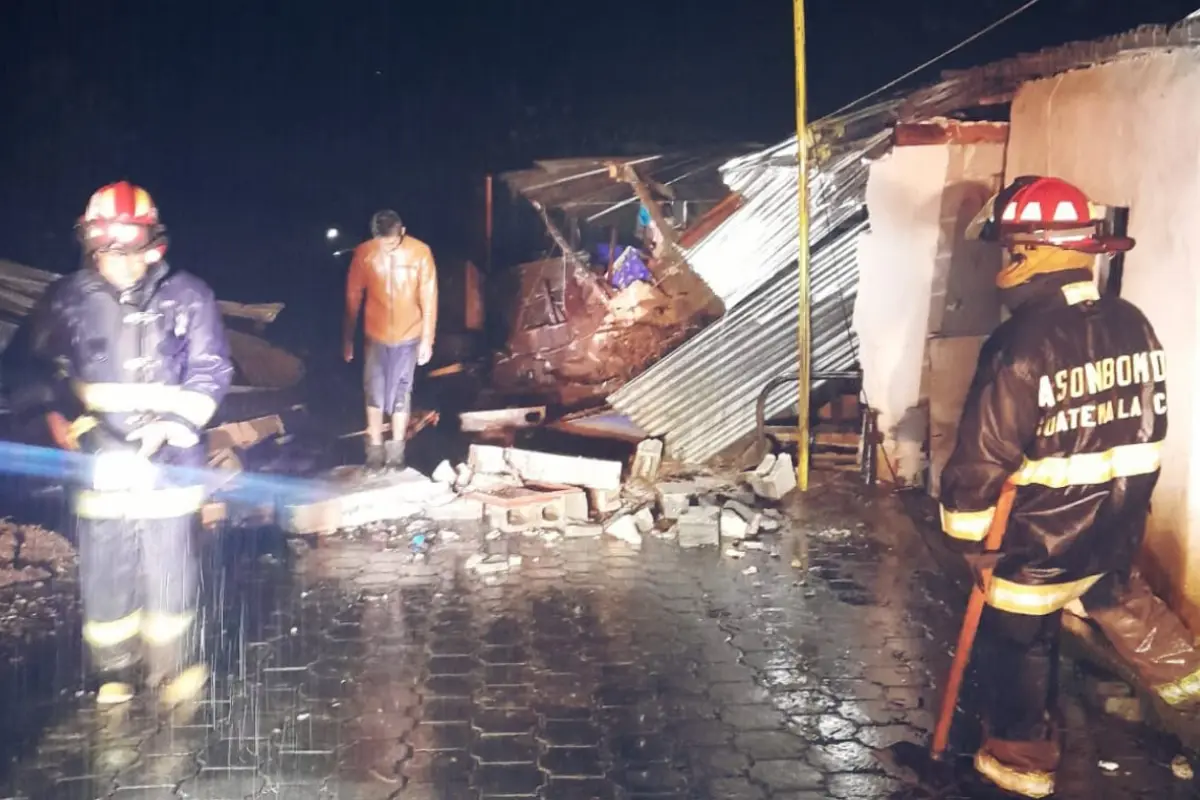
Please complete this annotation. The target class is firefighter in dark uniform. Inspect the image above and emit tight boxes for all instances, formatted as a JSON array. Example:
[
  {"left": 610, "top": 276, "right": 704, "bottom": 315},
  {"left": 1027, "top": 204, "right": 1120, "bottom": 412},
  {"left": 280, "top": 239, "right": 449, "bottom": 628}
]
[
  {"left": 941, "top": 176, "right": 1200, "bottom": 797},
  {"left": 28, "top": 182, "right": 233, "bottom": 708}
]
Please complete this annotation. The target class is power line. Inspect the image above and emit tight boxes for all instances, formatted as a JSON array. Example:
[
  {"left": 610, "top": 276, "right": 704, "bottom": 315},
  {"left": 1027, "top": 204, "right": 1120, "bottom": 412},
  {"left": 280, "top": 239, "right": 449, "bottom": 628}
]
[{"left": 821, "top": 0, "right": 1046, "bottom": 122}]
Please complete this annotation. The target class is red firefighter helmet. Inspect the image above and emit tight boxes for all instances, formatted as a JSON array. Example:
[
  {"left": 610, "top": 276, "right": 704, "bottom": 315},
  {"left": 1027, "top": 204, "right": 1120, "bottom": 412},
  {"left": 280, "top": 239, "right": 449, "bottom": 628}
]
[
  {"left": 966, "top": 175, "right": 1134, "bottom": 254},
  {"left": 76, "top": 181, "right": 168, "bottom": 263}
]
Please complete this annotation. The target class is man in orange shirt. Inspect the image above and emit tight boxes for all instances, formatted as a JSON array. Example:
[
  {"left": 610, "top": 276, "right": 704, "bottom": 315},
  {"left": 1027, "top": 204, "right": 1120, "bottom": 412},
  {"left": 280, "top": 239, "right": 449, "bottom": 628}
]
[{"left": 344, "top": 210, "right": 438, "bottom": 470}]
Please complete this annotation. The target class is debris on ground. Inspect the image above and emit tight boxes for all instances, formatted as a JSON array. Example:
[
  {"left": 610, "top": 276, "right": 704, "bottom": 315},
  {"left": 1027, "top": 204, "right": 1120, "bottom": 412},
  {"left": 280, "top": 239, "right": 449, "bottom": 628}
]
[
  {"left": 1098, "top": 760, "right": 1119, "bottom": 773},
  {"left": 745, "top": 452, "right": 798, "bottom": 500},
  {"left": 566, "top": 523, "right": 602, "bottom": 538},
  {"left": 459, "top": 406, "right": 546, "bottom": 434},
  {"left": 676, "top": 506, "right": 720, "bottom": 549},
  {"left": 589, "top": 488, "right": 623, "bottom": 515},
  {"left": 464, "top": 553, "right": 523, "bottom": 575},
  {"left": 1171, "top": 755, "right": 1194, "bottom": 781},
  {"left": 630, "top": 439, "right": 664, "bottom": 483},
  {"left": 468, "top": 444, "right": 622, "bottom": 491},
  {"left": 432, "top": 460, "right": 456, "bottom": 484},
  {"left": 603, "top": 514, "right": 643, "bottom": 548},
  {"left": 297, "top": 432, "right": 803, "bottom": 588}
]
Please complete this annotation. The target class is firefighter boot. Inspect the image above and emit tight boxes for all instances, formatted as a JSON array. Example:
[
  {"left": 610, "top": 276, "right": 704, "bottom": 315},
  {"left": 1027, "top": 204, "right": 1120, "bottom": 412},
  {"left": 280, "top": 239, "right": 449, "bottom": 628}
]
[
  {"left": 365, "top": 443, "right": 386, "bottom": 472},
  {"left": 160, "top": 663, "right": 210, "bottom": 709},
  {"left": 975, "top": 736, "right": 1061, "bottom": 798},
  {"left": 88, "top": 636, "right": 142, "bottom": 708},
  {"left": 97, "top": 673, "right": 137, "bottom": 707},
  {"left": 384, "top": 439, "right": 406, "bottom": 471}
]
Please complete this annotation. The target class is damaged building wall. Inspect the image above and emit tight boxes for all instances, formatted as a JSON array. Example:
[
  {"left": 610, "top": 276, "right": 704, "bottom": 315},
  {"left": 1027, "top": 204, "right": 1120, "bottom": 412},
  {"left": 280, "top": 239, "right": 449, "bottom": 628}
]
[
  {"left": 854, "top": 131, "right": 1006, "bottom": 487},
  {"left": 1005, "top": 51, "right": 1200, "bottom": 628},
  {"left": 854, "top": 146, "right": 949, "bottom": 486}
]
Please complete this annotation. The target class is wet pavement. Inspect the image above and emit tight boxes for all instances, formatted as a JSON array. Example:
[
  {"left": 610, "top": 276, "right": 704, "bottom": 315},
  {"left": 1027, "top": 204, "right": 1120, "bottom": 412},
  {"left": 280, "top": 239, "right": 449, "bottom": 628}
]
[{"left": 0, "top": 474, "right": 1195, "bottom": 799}]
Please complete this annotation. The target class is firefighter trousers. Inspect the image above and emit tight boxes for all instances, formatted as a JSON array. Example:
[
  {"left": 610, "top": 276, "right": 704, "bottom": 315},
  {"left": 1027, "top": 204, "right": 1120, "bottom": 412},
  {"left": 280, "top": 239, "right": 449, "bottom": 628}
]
[
  {"left": 976, "top": 570, "right": 1200, "bottom": 790},
  {"left": 76, "top": 513, "right": 199, "bottom": 687}
]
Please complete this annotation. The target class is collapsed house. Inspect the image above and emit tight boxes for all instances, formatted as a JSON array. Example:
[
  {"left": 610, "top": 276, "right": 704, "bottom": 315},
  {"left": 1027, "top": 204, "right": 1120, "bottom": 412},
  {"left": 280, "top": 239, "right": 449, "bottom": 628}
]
[{"left": 488, "top": 151, "right": 743, "bottom": 407}]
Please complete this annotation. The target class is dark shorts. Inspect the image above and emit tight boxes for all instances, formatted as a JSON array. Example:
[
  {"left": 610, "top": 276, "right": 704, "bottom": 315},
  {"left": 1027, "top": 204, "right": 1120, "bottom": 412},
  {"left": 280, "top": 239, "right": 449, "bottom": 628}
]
[{"left": 364, "top": 338, "right": 419, "bottom": 414}]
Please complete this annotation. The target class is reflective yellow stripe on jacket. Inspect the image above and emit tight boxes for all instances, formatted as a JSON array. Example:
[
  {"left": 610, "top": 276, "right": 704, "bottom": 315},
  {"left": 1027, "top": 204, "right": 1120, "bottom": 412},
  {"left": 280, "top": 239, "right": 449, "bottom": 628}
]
[
  {"left": 941, "top": 442, "right": 1162, "bottom": 541},
  {"left": 940, "top": 504, "right": 995, "bottom": 542},
  {"left": 73, "top": 381, "right": 217, "bottom": 428},
  {"left": 75, "top": 485, "right": 205, "bottom": 520},
  {"left": 1012, "top": 441, "right": 1162, "bottom": 488}
]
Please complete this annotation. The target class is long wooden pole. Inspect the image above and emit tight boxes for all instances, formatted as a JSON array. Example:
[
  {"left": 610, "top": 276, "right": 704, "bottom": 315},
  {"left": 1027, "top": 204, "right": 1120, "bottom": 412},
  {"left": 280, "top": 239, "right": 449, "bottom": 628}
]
[
  {"left": 793, "top": 0, "right": 812, "bottom": 492},
  {"left": 931, "top": 482, "right": 1018, "bottom": 759}
]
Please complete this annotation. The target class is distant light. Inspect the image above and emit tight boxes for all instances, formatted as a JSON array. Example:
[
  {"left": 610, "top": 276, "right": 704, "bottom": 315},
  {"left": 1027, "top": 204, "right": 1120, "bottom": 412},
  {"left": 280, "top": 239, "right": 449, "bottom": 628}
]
[{"left": 325, "top": 228, "right": 339, "bottom": 240}]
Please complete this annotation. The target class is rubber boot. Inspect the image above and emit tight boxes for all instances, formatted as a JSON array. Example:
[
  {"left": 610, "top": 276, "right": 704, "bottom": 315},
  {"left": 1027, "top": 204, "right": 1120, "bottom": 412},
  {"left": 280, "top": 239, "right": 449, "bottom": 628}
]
[
  {"left": 384, "top": 440, "right": 406, "bottom": 472},
  {"left": 97, "top": 677, "right": 136, "bottom": 707},
  {"left": 91, "top": 641, "right": 141, "bottom": 708},
  {"left": 365, "top": 443, "right": 386, "bottom": 472},
  {"left": 159, "top": 663, "right": 209, "bottom": 709}
]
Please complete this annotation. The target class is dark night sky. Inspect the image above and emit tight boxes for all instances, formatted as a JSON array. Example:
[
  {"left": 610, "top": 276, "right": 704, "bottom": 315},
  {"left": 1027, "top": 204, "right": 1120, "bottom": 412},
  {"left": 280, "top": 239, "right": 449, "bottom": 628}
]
[{"left": 0, "top": 0, "right": 1196, "bottom": 338}]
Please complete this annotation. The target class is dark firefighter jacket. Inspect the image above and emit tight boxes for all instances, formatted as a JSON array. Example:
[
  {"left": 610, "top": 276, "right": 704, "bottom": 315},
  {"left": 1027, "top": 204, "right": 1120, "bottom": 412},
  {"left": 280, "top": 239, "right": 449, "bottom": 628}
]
[
  {"left": 20, "top": 261, "right": 234, "bottom": 520},
  {"left": 939, "top": 269, "right": 1167, "bottom": 617}
]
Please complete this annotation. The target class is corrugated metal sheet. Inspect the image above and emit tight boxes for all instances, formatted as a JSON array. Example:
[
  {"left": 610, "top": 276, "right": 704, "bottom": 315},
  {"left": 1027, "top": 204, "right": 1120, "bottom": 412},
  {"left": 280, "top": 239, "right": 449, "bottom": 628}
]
[
  {"left": 684, "top": 130, "right": 889, "bottom": 309},
  {"left": 610, "top": 222, "right": 865, "bottom": 463}
]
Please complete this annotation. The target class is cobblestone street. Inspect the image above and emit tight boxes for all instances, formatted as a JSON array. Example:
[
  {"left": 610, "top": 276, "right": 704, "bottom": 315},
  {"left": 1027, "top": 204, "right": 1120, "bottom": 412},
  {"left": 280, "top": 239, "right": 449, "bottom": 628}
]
[{"left": 0, "top": 475, "right": 1193, "bottom": 799}]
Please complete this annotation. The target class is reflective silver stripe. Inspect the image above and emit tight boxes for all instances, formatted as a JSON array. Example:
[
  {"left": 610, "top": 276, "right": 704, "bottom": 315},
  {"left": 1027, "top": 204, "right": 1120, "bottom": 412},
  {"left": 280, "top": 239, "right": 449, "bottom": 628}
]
[
  {"left": 974, "top": 750, "right": 1055, "bottom": 798},
  {"left": 1011, "top": 441, "right": 1161, "bottom": 489},
  {"left": 73, "top": 381, "right": 217, "bottom": 428},
  {"left": 75, "top": 485, "right": 205, "bottom": 520},
  {"left": 83, "top": 612, "right": 143, "bottom": 646},
  {"left": 987, "top": 574, "right": 1103, "bottom": 616},
  {"left": 1060, "top": 281, "right": 1100, "bottom": 306},
  {"left": 940, "top": 504, "right": 996, "bottom": 542},
  {"left": 142, "top": 611, "right": 195, "bottom": 645}
]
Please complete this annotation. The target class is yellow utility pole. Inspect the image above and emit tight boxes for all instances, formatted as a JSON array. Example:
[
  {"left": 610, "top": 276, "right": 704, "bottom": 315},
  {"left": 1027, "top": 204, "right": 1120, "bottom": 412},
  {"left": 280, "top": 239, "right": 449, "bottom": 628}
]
[{"left": 793, "top": 0, "right": 812, "bottom": 492}]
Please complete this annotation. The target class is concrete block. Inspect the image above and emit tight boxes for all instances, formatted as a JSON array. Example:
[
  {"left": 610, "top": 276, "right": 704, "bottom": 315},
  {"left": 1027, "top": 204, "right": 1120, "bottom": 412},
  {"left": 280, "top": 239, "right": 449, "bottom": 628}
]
[
  {"left": 720, "top": 509, "right": 753, "bottom": 541},
  {"left": 604, "top": 514, "right": 643, "bottom": 548},
  {"left": 746, "top": 453, "right": 798, "bottom": 500},
  {"left": 460, "top": 406, "right": 546, "bottom": 433},
  {"left": 454, "top": 463, "right": 474, "bottom": 489},
  {"left": 633, "top": 507, "right": 656, "bottom": 534},
  {"left": 566, "top": 523, "right": 603, "bottom": 538},
  {"left": 656, "top": 482, "right": 696, "bottom": 520},
  {"left": 677, "top": 505, "right": 720, "bottom": 549},
  {"left": 283, "top": 468, "right": 449, "bottom": 534},
  {"left": 432, "top": 460, "right": 457, "bottom": 483},
  {"left": 564, "top": 489, "right": 589, "bottom": 521},
  {"left": 631, "top": 439, "right": 664, "bottom": 482},
  {"left": 589, "top": 488, "right": 623, "bottom": 515},
  {"left": 468, "top": 444, "right": 511, "bottom": 474},
  {"left": 721, "top": 500, "right": 762, "bottom": 541},
  {"left": 482, "top": 495, "right": 568, "bottom": 533},
  {"left": 468, "top": 444, "right": 622, "bottom": 491}
]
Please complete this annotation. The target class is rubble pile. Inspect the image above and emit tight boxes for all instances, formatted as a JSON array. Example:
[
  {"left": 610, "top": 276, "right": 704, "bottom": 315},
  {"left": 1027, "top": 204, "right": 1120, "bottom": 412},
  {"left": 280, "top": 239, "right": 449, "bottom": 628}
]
[
  {"left": 429, "top": 440, "right": 796, "bottom": 559},
  {"left": 286, "top": 436, "right": 799, "bottom": 578}
]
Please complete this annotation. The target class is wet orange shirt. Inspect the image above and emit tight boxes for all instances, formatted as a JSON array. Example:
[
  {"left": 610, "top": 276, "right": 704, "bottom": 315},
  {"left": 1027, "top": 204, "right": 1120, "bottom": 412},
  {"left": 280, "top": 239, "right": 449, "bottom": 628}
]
[{"left": 345, "top": 236, "right": 438, "bottom": 347}]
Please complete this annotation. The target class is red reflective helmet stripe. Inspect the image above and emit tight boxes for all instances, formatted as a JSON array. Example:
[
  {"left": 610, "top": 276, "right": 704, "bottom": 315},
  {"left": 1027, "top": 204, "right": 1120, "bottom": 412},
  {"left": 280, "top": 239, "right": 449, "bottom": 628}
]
[
  {"left": 997, "top": 177, "right": 1097, "bottom": 233},
  {"left": 83, "top": 181, "right": 159, "bottom": 226}
]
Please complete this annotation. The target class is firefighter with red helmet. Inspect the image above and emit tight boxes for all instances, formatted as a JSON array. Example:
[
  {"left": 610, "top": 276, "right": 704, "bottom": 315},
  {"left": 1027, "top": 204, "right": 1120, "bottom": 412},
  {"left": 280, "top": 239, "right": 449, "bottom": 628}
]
[
  {"left": 25, "top": 182, "right": 232, "bottom": 707},
  {"left": 943, "top": 176, "right": 1200, "bottom": 797}
]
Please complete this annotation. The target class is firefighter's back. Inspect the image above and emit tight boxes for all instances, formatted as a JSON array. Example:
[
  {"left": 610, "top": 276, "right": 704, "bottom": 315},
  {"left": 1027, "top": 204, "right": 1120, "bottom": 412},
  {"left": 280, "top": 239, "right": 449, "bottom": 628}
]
[{"left": 1005, "top": 291, "right": 1167, "bottom": 578}]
